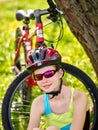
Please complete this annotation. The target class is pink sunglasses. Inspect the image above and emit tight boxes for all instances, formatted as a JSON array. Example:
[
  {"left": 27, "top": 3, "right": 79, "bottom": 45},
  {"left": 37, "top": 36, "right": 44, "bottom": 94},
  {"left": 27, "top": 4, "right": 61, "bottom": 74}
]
[{"left": 34, "top": 69, "right": 58, "bottom": 81}]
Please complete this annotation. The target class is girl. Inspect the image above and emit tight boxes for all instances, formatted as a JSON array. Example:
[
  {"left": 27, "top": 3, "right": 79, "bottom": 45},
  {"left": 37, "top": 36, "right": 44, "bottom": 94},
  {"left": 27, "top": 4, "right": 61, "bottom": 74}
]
[{"left": 27, "top": 47, "right": 88, "bottom": 130}]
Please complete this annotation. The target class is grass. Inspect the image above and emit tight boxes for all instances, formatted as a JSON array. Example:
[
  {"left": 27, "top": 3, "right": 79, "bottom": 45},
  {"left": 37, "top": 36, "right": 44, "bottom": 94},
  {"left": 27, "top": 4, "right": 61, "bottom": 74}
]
[{"left": 0, "top": 0, "right": 97, "bottom": 130}]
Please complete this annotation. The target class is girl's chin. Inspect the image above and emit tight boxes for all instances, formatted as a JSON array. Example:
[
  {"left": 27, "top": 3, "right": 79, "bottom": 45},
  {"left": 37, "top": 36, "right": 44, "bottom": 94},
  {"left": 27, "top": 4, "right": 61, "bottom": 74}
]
[{"left": 44, "top": 88, "right": 53, "bottom": 93}]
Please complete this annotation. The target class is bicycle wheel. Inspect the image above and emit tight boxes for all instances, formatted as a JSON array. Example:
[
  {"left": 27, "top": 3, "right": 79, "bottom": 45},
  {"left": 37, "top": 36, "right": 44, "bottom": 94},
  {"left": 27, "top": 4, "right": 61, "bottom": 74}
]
[{"left": 2, "top": 62, "right": 98, "bottom": 130}]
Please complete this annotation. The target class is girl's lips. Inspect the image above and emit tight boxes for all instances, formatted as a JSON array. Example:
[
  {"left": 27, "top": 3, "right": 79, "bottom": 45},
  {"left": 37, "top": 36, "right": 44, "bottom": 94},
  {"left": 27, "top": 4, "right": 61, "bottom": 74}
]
[{"left": 42, "top": 83, "right": 52, "bottom": 89}]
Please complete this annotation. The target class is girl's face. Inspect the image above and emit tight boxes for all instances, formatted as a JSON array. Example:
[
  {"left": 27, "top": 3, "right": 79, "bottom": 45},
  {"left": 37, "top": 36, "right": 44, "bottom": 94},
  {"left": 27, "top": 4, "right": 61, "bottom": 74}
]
[{"left": 34, "top": 65, "right": 63, "bottom": 93}]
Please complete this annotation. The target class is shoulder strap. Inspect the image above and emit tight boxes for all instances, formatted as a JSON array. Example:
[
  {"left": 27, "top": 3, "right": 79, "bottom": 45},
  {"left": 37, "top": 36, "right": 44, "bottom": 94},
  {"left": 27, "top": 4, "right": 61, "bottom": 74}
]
[
  {"left": 69, "top": 87, "right": 74, "bottom": 110},
  {"left": 44, "top": 94, "right": 52, "bottom": 114}
]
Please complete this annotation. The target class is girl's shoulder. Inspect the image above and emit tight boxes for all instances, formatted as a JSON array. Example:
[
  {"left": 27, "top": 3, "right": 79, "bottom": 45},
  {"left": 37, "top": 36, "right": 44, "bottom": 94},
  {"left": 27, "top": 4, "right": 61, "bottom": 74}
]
[
  {"left": 73, "top": 89, "right": 88, "bottom": 109},
  {"left": 62, "top": 85, "right": 87, "bottom": 101},
  {"left": 32, "top": 94, "right": 45, "bottom": 114},
  {"left": 63, "top": 86, "right": 88, "bottom": 108},
  {"left": 74, "top": 89, "right": 87, "bottom": 100},
  {"left": 33, "top": 94, "right": 44, "bottom": 105}
]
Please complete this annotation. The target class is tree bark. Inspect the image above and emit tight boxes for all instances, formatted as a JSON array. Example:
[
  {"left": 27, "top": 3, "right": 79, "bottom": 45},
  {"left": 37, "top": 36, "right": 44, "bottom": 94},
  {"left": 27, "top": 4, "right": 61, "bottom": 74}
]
[{"left": 55, "top": 0, "right": 98, "bottom": 77}]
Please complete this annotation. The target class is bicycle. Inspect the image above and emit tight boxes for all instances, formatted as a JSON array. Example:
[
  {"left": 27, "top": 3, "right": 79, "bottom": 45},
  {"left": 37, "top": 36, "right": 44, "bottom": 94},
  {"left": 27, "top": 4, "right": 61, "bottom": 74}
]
[{"left": 2, "top": 0, "right": 98, "bottom": 130}]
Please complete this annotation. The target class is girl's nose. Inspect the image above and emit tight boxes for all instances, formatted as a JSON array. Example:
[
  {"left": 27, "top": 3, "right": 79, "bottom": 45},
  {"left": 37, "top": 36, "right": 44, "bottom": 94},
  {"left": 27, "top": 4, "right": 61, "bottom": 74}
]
[{"left": 42, "top": 76, "right": 48, "bottom": 82}]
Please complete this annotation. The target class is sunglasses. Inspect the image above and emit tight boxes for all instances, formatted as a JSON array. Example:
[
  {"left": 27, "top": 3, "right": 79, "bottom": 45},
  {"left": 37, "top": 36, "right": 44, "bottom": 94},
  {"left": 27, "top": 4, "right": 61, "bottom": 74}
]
[{"left": 34, "top": 69, "right": 58, "bottom": 81}]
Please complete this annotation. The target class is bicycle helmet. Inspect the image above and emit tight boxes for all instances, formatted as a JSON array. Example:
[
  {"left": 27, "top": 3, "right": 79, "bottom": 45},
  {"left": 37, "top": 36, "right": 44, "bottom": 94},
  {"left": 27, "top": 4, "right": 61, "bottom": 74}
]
[{"left": 27, "top": 46, "right": 62, "bottom": 72}]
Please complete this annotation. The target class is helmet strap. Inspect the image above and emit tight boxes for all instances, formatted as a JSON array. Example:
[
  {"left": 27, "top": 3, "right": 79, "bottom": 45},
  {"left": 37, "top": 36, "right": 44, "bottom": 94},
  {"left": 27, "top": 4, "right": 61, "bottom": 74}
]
[{"left": 46, "top": 79, "right": 62, "bottom": 99}]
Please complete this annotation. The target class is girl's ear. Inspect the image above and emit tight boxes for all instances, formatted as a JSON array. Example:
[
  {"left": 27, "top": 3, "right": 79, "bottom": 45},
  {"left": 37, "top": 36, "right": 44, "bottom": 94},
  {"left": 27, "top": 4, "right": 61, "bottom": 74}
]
[{"left": 58, "top": 68, "right": 64, "bottom": 78}]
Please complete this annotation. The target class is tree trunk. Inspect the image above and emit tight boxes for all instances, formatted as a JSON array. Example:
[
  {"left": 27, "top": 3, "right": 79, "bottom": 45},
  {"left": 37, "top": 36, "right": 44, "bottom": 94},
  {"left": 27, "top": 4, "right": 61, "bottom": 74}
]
[{"left": 55, "top": 0, "right": 98, "bottom": 78}]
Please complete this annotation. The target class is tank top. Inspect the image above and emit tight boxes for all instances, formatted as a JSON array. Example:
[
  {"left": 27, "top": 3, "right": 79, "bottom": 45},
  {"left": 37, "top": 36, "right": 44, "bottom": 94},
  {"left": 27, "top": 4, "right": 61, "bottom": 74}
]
[{"left": 44, "top": 88, "right": 74, "bottom": 130}]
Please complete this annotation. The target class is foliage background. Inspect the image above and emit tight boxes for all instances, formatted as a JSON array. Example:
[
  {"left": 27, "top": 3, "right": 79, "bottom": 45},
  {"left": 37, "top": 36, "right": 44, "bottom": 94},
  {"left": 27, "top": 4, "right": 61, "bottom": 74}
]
[{"left": 0, "top": 0, "right": 97, "bottom": 129}]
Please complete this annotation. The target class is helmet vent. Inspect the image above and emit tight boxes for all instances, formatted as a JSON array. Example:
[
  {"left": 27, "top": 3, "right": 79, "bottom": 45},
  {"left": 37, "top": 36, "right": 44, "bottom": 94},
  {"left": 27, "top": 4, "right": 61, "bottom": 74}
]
[
  {"left": 33, "top": 49, "right": 40, "bottom": 61},
  {"left": 36, "top": 52, "right": 39, "bottom": 59}
]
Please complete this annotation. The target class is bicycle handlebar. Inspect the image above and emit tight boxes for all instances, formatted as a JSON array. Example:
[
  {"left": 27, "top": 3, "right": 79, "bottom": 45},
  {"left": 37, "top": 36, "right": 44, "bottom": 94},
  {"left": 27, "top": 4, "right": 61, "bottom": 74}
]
[
  {"left": 16, "top": 0, "right": 63, "bottom": 22},
  {"left": 16, "top": 9, "right": 49, "bottom": 21}
]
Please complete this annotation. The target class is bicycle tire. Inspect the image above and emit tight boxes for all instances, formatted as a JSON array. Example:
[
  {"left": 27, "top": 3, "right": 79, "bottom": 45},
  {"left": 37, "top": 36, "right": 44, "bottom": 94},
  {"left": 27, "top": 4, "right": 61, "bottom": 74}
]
[{"left": 2, "top": 62, "right": 98, "bottom": 130}]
